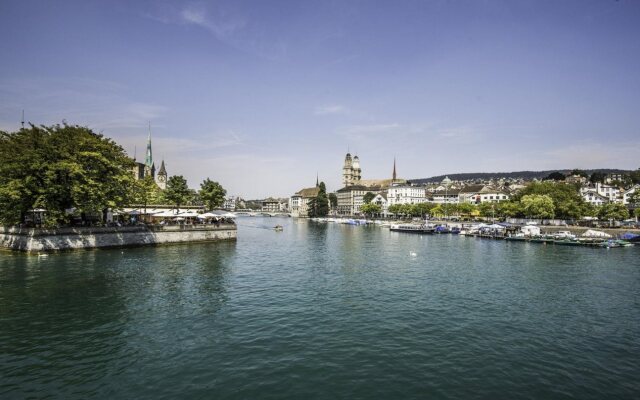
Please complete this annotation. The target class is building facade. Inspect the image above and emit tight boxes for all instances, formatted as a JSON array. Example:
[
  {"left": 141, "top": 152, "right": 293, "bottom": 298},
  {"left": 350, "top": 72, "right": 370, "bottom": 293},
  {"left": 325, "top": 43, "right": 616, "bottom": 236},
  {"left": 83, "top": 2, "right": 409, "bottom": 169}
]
[
  {"left": 289, "top": 187, "right": 320, "bottom": 217},
  {"left": 387, "top": 185, "right": 427, "bottom": 206}
]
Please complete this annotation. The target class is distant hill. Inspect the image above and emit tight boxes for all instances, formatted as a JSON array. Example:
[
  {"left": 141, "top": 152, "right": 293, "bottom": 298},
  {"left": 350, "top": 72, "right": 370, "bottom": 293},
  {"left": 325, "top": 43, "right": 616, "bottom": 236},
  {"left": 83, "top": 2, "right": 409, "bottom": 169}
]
[{"left": 408, "top": 169, "right": 633, "bottom": 184}]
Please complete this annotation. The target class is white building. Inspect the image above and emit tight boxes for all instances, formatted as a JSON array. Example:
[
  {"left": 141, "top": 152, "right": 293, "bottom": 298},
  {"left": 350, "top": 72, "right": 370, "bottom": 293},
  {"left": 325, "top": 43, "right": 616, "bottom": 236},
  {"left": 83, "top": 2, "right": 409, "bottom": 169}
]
[
  {"left": 223, "top": 196, "right": 244, "bottom": 211},
  {"left": 289, "top": 187, "right": 320, "bottom": 217},
  {"left": 430, "top": 189, "right": 461, "bottom": 204},
  {"left": 459, "top": 185, "right": 510, "bottom": 204},
  {"left": 336, "top": 185, "right": 380, "bottom": 215},
  {"left": 580, "top": 183, "right": 621, "bottom": 203},
  {"left": 371, "top": 193, "right": 389, "bottom": 216},
  {"left": 387, "top": 185, "right": 427, "bottom": 206},
  {"left": 581, "top": 188, "right": 609, "bottom": 206},
  {"left": 622, "top": 185, "right": 640, "bottom": 205}
]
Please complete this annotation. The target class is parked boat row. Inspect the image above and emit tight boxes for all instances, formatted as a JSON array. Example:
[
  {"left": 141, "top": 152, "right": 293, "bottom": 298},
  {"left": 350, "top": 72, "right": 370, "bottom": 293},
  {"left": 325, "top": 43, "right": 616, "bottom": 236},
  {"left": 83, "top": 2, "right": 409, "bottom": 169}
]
[{"left": 463, "top": 225, "right": 636, "bottom": 249}]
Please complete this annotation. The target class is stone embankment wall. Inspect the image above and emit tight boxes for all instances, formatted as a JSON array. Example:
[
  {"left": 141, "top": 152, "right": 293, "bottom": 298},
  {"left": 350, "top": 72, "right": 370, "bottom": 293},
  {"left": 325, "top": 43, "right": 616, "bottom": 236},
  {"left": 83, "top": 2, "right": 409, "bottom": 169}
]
[{"left": 0, "top": 225, "right": 237, "bottom": 253}]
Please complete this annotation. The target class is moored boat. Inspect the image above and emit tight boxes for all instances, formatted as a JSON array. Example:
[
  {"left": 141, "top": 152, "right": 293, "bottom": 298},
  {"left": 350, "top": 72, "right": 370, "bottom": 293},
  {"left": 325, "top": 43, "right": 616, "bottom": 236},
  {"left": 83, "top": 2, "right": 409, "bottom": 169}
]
[{"left": 390, "top": 224, "right": 435, "bottom": 234}]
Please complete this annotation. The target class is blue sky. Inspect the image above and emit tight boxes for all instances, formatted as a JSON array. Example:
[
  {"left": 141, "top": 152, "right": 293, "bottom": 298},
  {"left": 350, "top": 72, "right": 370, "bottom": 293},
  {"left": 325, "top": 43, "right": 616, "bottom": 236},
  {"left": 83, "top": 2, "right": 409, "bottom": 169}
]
[{"left": 1, "top": 0, "right": 639, "bottom": 198}]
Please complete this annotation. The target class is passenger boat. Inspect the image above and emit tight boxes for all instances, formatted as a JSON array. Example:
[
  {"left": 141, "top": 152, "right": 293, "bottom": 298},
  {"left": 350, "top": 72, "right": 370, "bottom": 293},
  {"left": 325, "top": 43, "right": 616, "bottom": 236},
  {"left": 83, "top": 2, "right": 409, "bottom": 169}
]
[{"left": 390, "top": 224, "right": 435, "bottom": 234}]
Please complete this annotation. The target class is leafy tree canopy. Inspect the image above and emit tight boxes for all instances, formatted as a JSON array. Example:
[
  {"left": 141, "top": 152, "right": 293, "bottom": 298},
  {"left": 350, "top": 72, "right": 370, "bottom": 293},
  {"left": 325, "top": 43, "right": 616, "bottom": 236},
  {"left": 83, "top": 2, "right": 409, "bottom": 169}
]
[
  {"left": 309, "top": 182, "right": 329, "bottom": 217},
  {"left": 363, "top": 192, "right": 375, "bottom": 204},
  {"left": 164, "top": 175, "right": 191, "bottom": 210},
  {"left": 597, "top": 203, "right": 629, "bottom": 221},
  {"left": 0, "top": 124, "right": 134, "bottom": 226},
  {"left": 521, "top": 194, "right": 555, "bottom": 219},
  {"left": 543, "top": 172, "right": 566, "bottom": 181},
  {"left": 512, "top": 181, "right": 585, "bottom": 219},
  {"left": 360, "top": 203, "right": 381, "bottom": 216},
  {"left": 199, "top": 178, "right": 227, "bottom": 210},
  {"left": 328, "top": 193, "right": 338, "bottom": 209}
]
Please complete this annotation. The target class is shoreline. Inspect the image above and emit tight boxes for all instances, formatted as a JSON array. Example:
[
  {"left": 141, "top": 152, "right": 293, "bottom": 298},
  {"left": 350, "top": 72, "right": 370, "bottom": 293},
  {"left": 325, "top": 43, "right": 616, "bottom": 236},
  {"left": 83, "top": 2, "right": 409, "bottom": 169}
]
[{"left": 0, "top": 224, "right": 237, "bottom": 253}]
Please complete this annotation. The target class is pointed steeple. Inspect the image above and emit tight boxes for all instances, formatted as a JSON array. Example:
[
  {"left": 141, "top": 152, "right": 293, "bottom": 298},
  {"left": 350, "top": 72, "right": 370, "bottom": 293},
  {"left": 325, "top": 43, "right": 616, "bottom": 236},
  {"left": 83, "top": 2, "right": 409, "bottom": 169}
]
[
  {"left": 392, "top": 157, "right": 397, "bottom": 181},
  {"left": 145, "top": 122, "right": 153, "bottom": 169},
  {"left": 316, "top": 172, "right": 319, "bottom": 187},
  {"left": 158, "top": 160, "right": 167, "bottom": 175}
]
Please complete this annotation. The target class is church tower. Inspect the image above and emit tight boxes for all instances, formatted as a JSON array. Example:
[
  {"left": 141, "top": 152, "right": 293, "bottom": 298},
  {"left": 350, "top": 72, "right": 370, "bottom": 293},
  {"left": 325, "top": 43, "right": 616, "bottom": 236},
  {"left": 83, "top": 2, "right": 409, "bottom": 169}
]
[
  {"left": 144, "top": 123, "right": 155, "bottom": 178},
  {"left": 392, "top": 157, "right": 397, "bottom": 181},
  {"left": 342, "top": 152, "right": 353, "bottom": 186},
  {"left": 352, "top": 155, "right": 362, "bottom": 182},
  {"left": 156, "top": 160, "right": 167, "bottom": 190}
]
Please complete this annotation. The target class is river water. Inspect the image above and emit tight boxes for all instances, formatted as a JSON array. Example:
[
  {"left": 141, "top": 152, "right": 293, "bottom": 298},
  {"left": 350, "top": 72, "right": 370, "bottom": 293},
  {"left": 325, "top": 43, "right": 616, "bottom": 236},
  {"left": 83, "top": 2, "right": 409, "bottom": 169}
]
[{"left": 1, "top": 218, "right": 639, "bottom": 399}]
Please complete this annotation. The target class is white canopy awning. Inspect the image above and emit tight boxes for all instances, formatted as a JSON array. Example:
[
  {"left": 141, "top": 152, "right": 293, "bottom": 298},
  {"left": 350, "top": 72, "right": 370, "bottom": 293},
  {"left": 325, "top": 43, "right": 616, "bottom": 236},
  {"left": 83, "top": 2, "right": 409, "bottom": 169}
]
[
  {"left": 153, "top": 210, "right": 179, "bottom": 217},
  {"left": 582, "top": 229, "right": 611, "bottom": 238},
  {"left": 178, "top": 210, "right": 200, "bottom": 217}
]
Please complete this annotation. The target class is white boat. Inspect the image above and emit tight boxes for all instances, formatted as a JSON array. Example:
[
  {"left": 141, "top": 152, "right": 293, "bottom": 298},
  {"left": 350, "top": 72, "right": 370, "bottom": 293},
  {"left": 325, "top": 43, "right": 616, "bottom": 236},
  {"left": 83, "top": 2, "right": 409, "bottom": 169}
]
[{"left": 390, "top": 224, "right": 435, "bottom": 234}]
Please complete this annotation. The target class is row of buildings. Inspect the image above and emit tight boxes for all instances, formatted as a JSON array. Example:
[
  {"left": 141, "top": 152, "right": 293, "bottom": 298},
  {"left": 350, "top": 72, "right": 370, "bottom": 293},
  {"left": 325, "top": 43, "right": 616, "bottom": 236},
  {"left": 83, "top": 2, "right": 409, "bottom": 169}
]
[
  {"left": 288, "top": 153, "right": 516, "bottom": 217},
  {"left": 286, "top": 153, "right": 640, "bottom": 217}
]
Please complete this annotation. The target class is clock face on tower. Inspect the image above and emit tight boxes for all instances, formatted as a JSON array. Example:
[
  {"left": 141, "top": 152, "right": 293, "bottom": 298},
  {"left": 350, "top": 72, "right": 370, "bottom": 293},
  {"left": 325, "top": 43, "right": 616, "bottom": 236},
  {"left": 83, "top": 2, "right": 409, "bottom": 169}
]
[{"left": 159, "top": 175, "right": 165, "bottom": 182}]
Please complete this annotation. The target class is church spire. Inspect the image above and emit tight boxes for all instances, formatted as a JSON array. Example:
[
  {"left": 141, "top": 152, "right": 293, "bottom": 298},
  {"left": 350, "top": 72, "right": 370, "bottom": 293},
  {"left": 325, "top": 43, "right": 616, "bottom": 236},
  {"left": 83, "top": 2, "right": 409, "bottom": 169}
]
[
  {"left": 145, "top": 122, "right": 153, "bottom": 168},
  {"left": 316, "top": 172, "right": 319, "bottom": 187},
  {"left": 392, "top": 157, "right": 397, "bottom": 181}
]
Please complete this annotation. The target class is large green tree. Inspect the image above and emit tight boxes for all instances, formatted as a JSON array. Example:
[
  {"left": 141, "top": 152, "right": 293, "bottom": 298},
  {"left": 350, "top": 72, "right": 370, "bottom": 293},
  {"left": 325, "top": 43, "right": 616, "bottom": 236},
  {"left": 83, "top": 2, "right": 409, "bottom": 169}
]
[
  {"left": 597, "top": 203, "right": 629, "bottom": 221},
  {"left": 521, "top": 194, "right": 555, "bottom": 219},
  {"left": 0, "top": 124, "right": 134, "bottom": 226},
  {"left": 131, "top": 175, "right": 164, "bottom": 211},
  {"left": 360, "top": 203, "right": 381, "bottom": 217},
  {"left": 199, "top": 178, "right": 227, "bottom": 210},
  {"left": 309, "top": 182, "right": 329, "bottom": 217},
  {"left": 328, "top": 193, "right": 338, "bottom": 209},
  {"left": 363, "top": 192, "right": 375, "bottom": 204},
  {"left": 512, "top": 181, "right": 585, "bottom": 219},
  {"left": 164, "top": 175, "right": 191, "bottom": 210}
]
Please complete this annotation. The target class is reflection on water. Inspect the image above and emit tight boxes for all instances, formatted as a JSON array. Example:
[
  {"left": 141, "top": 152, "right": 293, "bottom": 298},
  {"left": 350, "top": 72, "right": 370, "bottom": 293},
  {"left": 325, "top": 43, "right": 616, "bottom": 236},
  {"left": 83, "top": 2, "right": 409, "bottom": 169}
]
[{"left": 1, "top": 218, "right": 639, "bottom": 399}]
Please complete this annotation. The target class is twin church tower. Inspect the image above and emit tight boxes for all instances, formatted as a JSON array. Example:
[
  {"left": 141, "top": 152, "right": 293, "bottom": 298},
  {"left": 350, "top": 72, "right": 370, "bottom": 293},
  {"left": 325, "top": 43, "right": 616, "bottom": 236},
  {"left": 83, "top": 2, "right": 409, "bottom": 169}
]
[{"left": 341, "top": 151, "right": 400, "bottom": 188}]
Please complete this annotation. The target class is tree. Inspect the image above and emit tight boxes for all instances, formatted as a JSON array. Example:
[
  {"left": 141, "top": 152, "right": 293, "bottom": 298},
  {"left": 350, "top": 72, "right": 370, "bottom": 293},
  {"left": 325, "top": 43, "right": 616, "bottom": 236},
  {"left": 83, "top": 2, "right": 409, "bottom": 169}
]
[
  {"left": 131, "top": 175, "right": 164, "bottom": 213},
  {"left": 199, "top": 178, "right": 226, "bottom": 210},
  {"left": 495, "top": 201, "right": 521, "bottom": 218},
  {"left": 360, "top": 203, "right": 381, "bottom": 217},
  {"left": 388, "top": 204, "right": 402, "bottom": 216},
  {"left": 628, "top": 189, "right": 640, "bottom": 208},
  {"left": 570, "top": 169, "right": 589, "bottom": 178},
  {"left": 512, "top": 181, "right": 585, "bottom": 219},
  {"left": 477, "top": 202, "right": 497, "bottom": 219},
  {"left": 164, "top": 175, "right": 191, "bottom": 210},
  {"left": 309, "top": 182, "right": 329, "bottom": 217},
  {"left": 521, "top": 194, "right": 555, "bottom": 219},
  {"left": 328, "top": 193, "right": 338, "bottom": 210},
  {"left": 634, "top": 208, "right": 640, "bottom": 219},
  {"left": 0, "top": 123, "right": 134, "bottom": 226},
  {"left": 589, "top": 172, "right": 606, "bottom": 184},
  {"left": 457, "top": 202, "right": 476, "bottom": 218},
  {"left": 597, "top": 203, "right": 629, "bottom": 221},
  {"left": 363, "top": 192, "right": 375, "bottom": 204},
  {"left": 543, "top": 171, "right": 566, "bottom": 181}
]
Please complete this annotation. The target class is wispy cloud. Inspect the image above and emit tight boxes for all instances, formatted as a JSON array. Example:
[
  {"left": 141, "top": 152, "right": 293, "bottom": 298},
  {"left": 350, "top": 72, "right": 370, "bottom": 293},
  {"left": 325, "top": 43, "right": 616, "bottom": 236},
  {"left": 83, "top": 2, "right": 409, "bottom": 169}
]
[
  {"left": 314, "top": 104, "right": 349, "bottom": 116},
  {"left": 179, "top": 3, "right": 246, "bottom": 40}
]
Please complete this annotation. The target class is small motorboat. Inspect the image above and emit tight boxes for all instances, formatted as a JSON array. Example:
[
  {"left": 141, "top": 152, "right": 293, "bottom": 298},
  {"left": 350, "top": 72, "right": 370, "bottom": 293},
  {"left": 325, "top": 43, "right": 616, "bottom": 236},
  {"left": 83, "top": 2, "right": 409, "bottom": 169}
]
[{"left": 274, "top": 225, "right": 284, "bottom": 232}]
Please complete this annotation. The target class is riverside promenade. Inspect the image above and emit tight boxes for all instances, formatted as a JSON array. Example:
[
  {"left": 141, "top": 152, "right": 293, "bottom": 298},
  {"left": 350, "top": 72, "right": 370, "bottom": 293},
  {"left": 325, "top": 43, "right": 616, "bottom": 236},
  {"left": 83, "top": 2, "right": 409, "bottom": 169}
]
[{"left": 0, "top": 223, "right": 237, "bottom": 253}]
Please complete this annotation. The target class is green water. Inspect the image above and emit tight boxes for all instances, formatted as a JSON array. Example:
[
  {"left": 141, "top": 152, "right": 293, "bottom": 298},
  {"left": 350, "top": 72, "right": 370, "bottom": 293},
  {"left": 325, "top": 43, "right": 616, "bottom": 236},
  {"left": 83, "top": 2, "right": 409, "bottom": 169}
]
[{"left": 1, "top": 218, "right": 639, "bottom": 399}]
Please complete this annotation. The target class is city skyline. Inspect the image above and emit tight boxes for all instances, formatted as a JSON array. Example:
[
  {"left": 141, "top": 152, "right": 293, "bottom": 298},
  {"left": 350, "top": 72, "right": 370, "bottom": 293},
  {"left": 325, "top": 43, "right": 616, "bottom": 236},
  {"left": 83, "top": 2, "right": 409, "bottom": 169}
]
[{"left": 1, "top": 0, "right": 640, "bottom": 198}]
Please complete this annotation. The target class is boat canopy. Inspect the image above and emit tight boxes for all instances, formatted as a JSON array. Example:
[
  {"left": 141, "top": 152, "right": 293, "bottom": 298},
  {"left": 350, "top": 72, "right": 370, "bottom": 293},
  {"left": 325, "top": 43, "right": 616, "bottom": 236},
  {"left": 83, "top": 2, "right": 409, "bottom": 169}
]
[{"left": 581, "top": 229, "right": 611, "bottom": 238}]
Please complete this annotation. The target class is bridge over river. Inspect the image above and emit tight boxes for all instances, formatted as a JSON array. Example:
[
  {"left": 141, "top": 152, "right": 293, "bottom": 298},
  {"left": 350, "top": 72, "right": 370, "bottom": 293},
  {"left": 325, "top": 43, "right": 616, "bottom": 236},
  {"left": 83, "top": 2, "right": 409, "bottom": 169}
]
[{"left": 234, "top": 209, "right": 291, "bottom": 217}]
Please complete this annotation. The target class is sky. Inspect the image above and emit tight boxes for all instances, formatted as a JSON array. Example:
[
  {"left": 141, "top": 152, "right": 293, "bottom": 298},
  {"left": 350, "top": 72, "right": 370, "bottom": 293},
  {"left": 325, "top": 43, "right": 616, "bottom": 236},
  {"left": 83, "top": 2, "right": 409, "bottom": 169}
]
[{"left": 1, "top": 0, "right": 639, "bottom": 198}]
